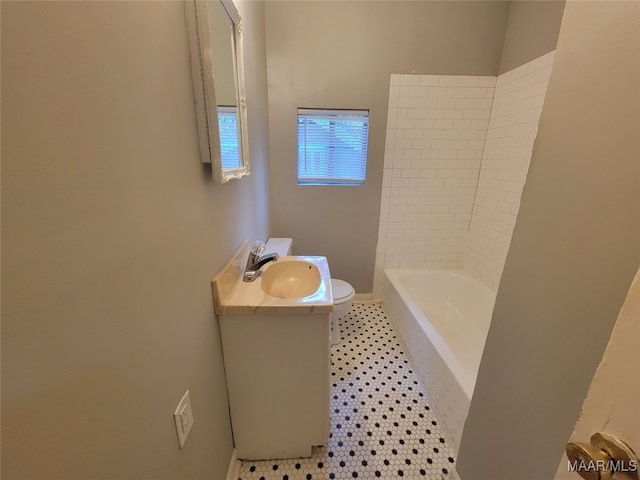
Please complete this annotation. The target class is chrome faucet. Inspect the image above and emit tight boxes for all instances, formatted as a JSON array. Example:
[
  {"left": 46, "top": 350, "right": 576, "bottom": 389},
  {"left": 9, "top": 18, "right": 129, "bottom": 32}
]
[{"left": 243, "top": 240, "right": 279, "bottom": 282}]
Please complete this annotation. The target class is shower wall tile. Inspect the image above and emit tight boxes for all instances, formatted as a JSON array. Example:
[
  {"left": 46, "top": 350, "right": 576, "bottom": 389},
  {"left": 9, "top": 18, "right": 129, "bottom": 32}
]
[
  {"left": 374, "top": 74, "right": 496, "bottom": 295},
  {"left": 375, "top": 52, "right": 555, "bottom": 297},
  {"left": 464, "top": 51, "right": 555, "bottom": 290}
]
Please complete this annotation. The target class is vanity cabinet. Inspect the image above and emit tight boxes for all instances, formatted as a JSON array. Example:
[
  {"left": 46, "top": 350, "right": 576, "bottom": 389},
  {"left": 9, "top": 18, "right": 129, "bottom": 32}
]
[
  {"left": 212, "top": 241, "right": 333, "bottom": 460},
  {"left": 219, "top": 312, "right": 331, "bottom": 460}
]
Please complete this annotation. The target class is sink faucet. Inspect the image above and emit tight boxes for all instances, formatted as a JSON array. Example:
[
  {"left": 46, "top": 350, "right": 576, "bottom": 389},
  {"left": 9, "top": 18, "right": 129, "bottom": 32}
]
[{"left": 243, "top": 240, "right": 279, "bottom": 282}]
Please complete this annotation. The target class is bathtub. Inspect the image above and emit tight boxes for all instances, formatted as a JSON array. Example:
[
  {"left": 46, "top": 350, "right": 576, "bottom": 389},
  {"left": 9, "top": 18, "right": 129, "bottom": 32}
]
[{"left": 382, "top": 269, "right": 496, "bottom": 454}]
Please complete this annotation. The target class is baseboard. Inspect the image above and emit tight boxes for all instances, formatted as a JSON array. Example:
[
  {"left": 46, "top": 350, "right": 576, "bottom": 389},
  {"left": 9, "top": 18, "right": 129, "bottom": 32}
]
[
  {"left": 226, "top": 448, "right": 241, "bottom": 480},
  {"left": 353, "top": 293, "right": 376, "bottom": 303},
  {"left": 450, "top": 467, "right": 462, "bottom": 480}
]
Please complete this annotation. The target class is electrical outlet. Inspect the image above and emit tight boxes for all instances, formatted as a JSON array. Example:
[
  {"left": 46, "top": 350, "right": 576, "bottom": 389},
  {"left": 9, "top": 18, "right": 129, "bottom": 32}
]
[{"left": 174, "top": 389, "right": 194, "bottom": 449}]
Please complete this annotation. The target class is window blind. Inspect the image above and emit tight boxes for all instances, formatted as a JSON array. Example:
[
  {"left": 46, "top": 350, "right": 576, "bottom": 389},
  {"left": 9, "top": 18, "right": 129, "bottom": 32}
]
[
  {"left": 297, "top": 108, "right": 369, "bottom": 185},
  {"left": 218, "top": 106, "right": 241, "bottom": 170}
]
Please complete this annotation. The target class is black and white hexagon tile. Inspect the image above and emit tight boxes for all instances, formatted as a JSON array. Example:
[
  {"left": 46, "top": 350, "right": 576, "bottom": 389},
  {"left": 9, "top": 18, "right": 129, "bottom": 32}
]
[{"left": 237, "top": 303, "right": 455, "bottom": 480}]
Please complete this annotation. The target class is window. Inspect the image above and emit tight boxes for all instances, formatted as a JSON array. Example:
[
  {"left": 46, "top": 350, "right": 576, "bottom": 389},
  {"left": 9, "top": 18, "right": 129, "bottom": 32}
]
[
  {"left": 218, "top": 106, "right": 241, "bottom": 170},
  {"left": 297, "top": 108, "right": 369, "bottom": 185}
]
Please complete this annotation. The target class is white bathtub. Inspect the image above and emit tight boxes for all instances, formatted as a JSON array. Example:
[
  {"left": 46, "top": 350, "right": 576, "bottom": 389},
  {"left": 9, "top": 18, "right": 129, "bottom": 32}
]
[{"left": 382, "top": 269, "right": 496, "bottom": 454}]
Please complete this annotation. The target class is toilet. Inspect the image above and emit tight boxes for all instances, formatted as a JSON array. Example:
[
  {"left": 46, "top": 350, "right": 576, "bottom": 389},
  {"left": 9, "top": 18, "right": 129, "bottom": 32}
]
[
  {"left": 329, "top": 278, "right": 354, "bottom": 344},
  {"left": 264, "top": 238, "right": 354, "bottom": 345}
]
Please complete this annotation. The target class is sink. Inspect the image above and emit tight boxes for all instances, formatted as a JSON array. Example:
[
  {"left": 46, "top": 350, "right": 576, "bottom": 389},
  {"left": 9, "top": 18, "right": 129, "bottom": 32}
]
[
  {"left": 211, "top": 241, "right": 333, "bottom": 314},
  {"left": 261, "top": 260, "right": 321, "bottom": 298}
]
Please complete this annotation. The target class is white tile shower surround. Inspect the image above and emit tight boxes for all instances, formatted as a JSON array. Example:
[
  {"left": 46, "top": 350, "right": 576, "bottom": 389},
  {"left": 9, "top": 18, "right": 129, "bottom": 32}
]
[
  {"left": 377, "top": 74, "right": 496, "bottom": 280},
  {"left": 465, "top": 51, "right": 555, "bottom": 290},
  {"left": 237, "top": 303, "right": 456, "bottom": 480},
  {"left": 374, "top": 52, "right": 555, "bottom": 295}
]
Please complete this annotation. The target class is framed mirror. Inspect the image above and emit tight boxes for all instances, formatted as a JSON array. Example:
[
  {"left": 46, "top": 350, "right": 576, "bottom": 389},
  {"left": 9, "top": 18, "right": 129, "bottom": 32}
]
[{"left": 185, "top": 0, "right": 250, "bottom": 183}]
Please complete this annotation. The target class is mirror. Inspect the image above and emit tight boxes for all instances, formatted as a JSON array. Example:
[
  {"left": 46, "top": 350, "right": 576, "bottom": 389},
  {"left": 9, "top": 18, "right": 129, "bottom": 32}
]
[{"left": 185, "top": 0, "right": 250, "bottom": 183}]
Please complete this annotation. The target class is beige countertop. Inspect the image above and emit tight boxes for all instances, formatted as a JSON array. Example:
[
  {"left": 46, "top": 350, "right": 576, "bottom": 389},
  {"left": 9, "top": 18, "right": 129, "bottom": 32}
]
[{"left": 212, "top": 240, "right": 334, "bottom": 315}]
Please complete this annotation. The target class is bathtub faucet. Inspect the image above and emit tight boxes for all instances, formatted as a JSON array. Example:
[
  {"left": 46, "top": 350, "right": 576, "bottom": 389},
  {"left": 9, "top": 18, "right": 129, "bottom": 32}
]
[{"left": 243, "top": 240, "right": 279, "bottom": 282}]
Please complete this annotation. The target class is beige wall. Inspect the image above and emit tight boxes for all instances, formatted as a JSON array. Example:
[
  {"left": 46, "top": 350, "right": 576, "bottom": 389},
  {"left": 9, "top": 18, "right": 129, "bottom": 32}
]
[
  {"left": 265, "top": 1, "right": 510, "bottom": 292},
  {"left": 498, "top": 0, "right": 565, "bottom": 74},
  {"left": 1, "top": 1, "right": 270, "bottom": 478},
  {"left": 457, "top": 2, "right": 640, "bottom": 479}
]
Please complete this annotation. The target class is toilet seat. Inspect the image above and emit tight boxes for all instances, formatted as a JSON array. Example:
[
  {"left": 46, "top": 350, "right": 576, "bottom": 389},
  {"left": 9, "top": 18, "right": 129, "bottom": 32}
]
[{"left": 331, "top": 279, "right": 355, "bottom": 304}]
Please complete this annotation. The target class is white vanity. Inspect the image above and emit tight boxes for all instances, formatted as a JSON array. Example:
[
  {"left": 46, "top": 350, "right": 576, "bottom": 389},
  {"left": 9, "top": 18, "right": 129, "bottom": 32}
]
[{"left": 212, "top": 240, "right": 333, "bottom": 460}]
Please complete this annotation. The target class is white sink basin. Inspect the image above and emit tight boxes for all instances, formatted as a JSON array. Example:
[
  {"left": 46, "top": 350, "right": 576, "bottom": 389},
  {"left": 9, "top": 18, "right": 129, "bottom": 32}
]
[{"left": 261, "top": 260, "right": 321, "bottom": 299}]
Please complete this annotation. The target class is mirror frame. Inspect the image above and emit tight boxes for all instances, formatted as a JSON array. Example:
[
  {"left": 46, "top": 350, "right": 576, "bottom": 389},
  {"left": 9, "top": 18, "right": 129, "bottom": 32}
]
[{"left": 185, "top": 0, "right": 250, "bottom": 183}]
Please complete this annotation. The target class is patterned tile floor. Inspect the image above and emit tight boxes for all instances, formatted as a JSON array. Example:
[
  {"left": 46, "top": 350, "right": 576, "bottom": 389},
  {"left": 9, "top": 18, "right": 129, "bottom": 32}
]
[{"left": 237, "top": 303, "right": 455, "bottom": 480}]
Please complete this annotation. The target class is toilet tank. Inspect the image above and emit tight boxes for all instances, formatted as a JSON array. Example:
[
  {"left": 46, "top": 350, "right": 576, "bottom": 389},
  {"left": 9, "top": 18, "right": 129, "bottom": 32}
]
[{"left": 265, "top": 238, "right": 293, "bottom": 256}]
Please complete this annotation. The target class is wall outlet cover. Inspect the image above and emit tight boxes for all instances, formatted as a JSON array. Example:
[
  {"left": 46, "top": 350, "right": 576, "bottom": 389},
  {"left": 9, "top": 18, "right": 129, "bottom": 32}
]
[{"left": 174, "top": 389, "right": 194, "bottom": 449}]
